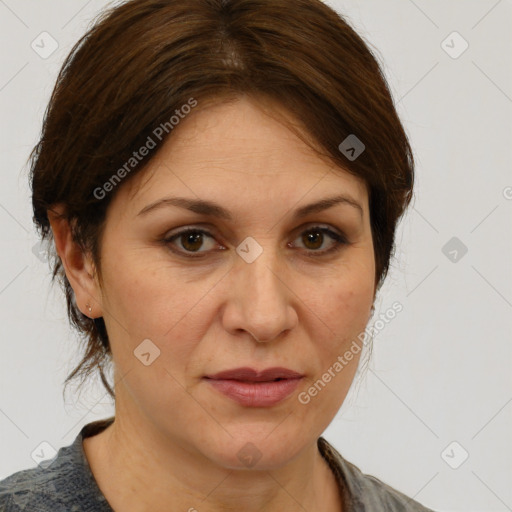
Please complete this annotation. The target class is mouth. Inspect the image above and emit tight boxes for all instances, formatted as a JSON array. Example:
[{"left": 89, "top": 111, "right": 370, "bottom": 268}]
[
  {"left": 204, "top": 366, "right": 303, "bottom": 381},
  {"left": 203, "top": 367, "right": 304, "bottom": 407}
]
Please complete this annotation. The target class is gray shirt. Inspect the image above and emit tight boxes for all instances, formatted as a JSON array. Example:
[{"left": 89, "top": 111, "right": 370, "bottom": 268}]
[{"left": 0, "top": 417, "right": 435, "bottom": 511}]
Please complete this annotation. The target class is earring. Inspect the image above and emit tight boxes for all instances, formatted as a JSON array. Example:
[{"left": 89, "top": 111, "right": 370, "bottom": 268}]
[{"left": 86, "top": 303, "right": 92, "bottom": 313}]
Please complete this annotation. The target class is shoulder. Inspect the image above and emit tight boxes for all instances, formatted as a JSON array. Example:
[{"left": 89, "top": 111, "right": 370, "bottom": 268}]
[
  {"left": 342, "top": 460, "right": 436, "bottom": 511},
  {"left": 318, "top": 437, "right": 436, "bottom": 511},
  {"left": 0, "top": 453, "right": 71, "bottom": 511},
  {"left": 0, "top": 418, "right": 114, "bottom": 512}
]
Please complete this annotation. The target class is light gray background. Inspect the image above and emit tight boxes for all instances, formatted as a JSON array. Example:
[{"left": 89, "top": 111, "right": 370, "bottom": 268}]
[{"left": 1, "top": 1, "right": 511, "bottom": 511}]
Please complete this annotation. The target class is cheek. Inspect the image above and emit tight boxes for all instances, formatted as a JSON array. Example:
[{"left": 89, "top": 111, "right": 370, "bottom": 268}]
[
  {"left": 100, "top": 252, "right": 221, "bottom": 375},
  {"left": 101, "top": 247, "right": 196, "bottom": 331},
  {"left": 100, "top": 260, "right": 214, "bottom": 413},
  {"left": 298, "top": 275, "right": 373, "bottom": 419},
  {"left": 334, "top": 283, "right": 373, "bottom": 335},
  {"left": 312, "top": 266, "right": 374, "bottom": 346}
]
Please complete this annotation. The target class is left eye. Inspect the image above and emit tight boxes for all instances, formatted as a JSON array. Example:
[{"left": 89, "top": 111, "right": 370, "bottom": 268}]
[
  {"left": 291, "top": 227, "right": 347, "bottom": 255},
  {"left": 163, "top": 226, "right": 347, "bottom": 258}
]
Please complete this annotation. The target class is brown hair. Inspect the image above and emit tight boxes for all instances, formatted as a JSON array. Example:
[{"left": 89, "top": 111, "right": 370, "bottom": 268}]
[{"left": 29, "top": 0, "right": 414, "bottom": 399}]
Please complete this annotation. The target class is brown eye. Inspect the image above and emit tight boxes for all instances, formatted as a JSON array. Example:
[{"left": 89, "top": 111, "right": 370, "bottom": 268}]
[
  {"left": 163, "top": 225, "right": 347, "bottom": 259},
  {"left": 291, "top": 226, "right": 348, "bottom": 256},
  {"left": 302, "top": 230, "right": 324, "bottom": 250},
  {"left": 164, "top": 228, "right": 219, "bottom": 257},
  {"left": 180, "top": 231, "right": 204, "bottom": 252}
]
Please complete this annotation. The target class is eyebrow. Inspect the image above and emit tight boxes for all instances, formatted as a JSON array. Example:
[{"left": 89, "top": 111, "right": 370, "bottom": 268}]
[{"left": 136, "top": 194, "right": 363, "bottom": 221}]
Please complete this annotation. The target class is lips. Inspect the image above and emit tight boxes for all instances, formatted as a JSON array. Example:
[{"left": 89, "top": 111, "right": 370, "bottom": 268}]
[
  {"left": 203, "top": 367, "right": 304, "bottom": 407},
  {"left": 204, "top": 367, "right": 303, "bottom": 382}
]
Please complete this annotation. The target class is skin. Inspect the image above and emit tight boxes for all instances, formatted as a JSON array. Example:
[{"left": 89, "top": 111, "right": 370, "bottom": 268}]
[{"left": 49, "top": 94, "right": 376, "bottom": 512}]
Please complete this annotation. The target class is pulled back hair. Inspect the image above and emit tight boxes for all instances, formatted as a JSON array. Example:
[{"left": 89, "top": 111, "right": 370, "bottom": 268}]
[{"left": 29, "top": 0, "right": 414, "bottom": 399}]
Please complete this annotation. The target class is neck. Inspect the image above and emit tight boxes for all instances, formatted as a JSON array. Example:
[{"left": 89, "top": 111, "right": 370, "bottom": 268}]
[{"left": 83, "top": 406, "right": 343, "bottom": 512}]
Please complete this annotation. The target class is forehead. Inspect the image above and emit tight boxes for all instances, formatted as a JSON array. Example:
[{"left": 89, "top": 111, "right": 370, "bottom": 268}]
[{"left": 120, "top": 95, "right": 368, "bottom": 213}]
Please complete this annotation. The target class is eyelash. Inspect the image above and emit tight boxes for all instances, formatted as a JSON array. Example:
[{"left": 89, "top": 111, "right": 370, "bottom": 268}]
[{"left": 162, "top": 226, "right": 348, "bottom": 259}]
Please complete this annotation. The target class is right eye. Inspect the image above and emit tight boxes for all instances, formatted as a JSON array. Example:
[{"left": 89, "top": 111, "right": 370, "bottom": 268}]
[{"left": 163, "top": 227, "right": 224, "bottom": 258}]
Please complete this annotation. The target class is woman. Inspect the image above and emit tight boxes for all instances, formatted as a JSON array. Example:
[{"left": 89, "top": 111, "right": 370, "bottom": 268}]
[{"left": 0, "top": 0, "right": 433, "bottom": 510}]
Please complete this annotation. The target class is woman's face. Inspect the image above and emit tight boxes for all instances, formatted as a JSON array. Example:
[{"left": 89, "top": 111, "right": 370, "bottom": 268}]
[{"left": 90, "top": 95, "right": 375, "bottom": 469}]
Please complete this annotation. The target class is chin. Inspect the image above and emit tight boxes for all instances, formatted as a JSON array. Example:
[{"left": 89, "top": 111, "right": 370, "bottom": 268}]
[{"left": 197, "top": 426, "right": 309, "bottom": 471}]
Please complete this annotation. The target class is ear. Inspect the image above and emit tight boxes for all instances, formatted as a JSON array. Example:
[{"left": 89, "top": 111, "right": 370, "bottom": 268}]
[{"left": 47, "top": 205, "right": 103, "bottom": 319}]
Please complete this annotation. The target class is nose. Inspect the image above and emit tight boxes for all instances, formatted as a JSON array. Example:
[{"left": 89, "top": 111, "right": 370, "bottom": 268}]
[{"left": 221, "top": 245, "right": 298, "bottom": 343}]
